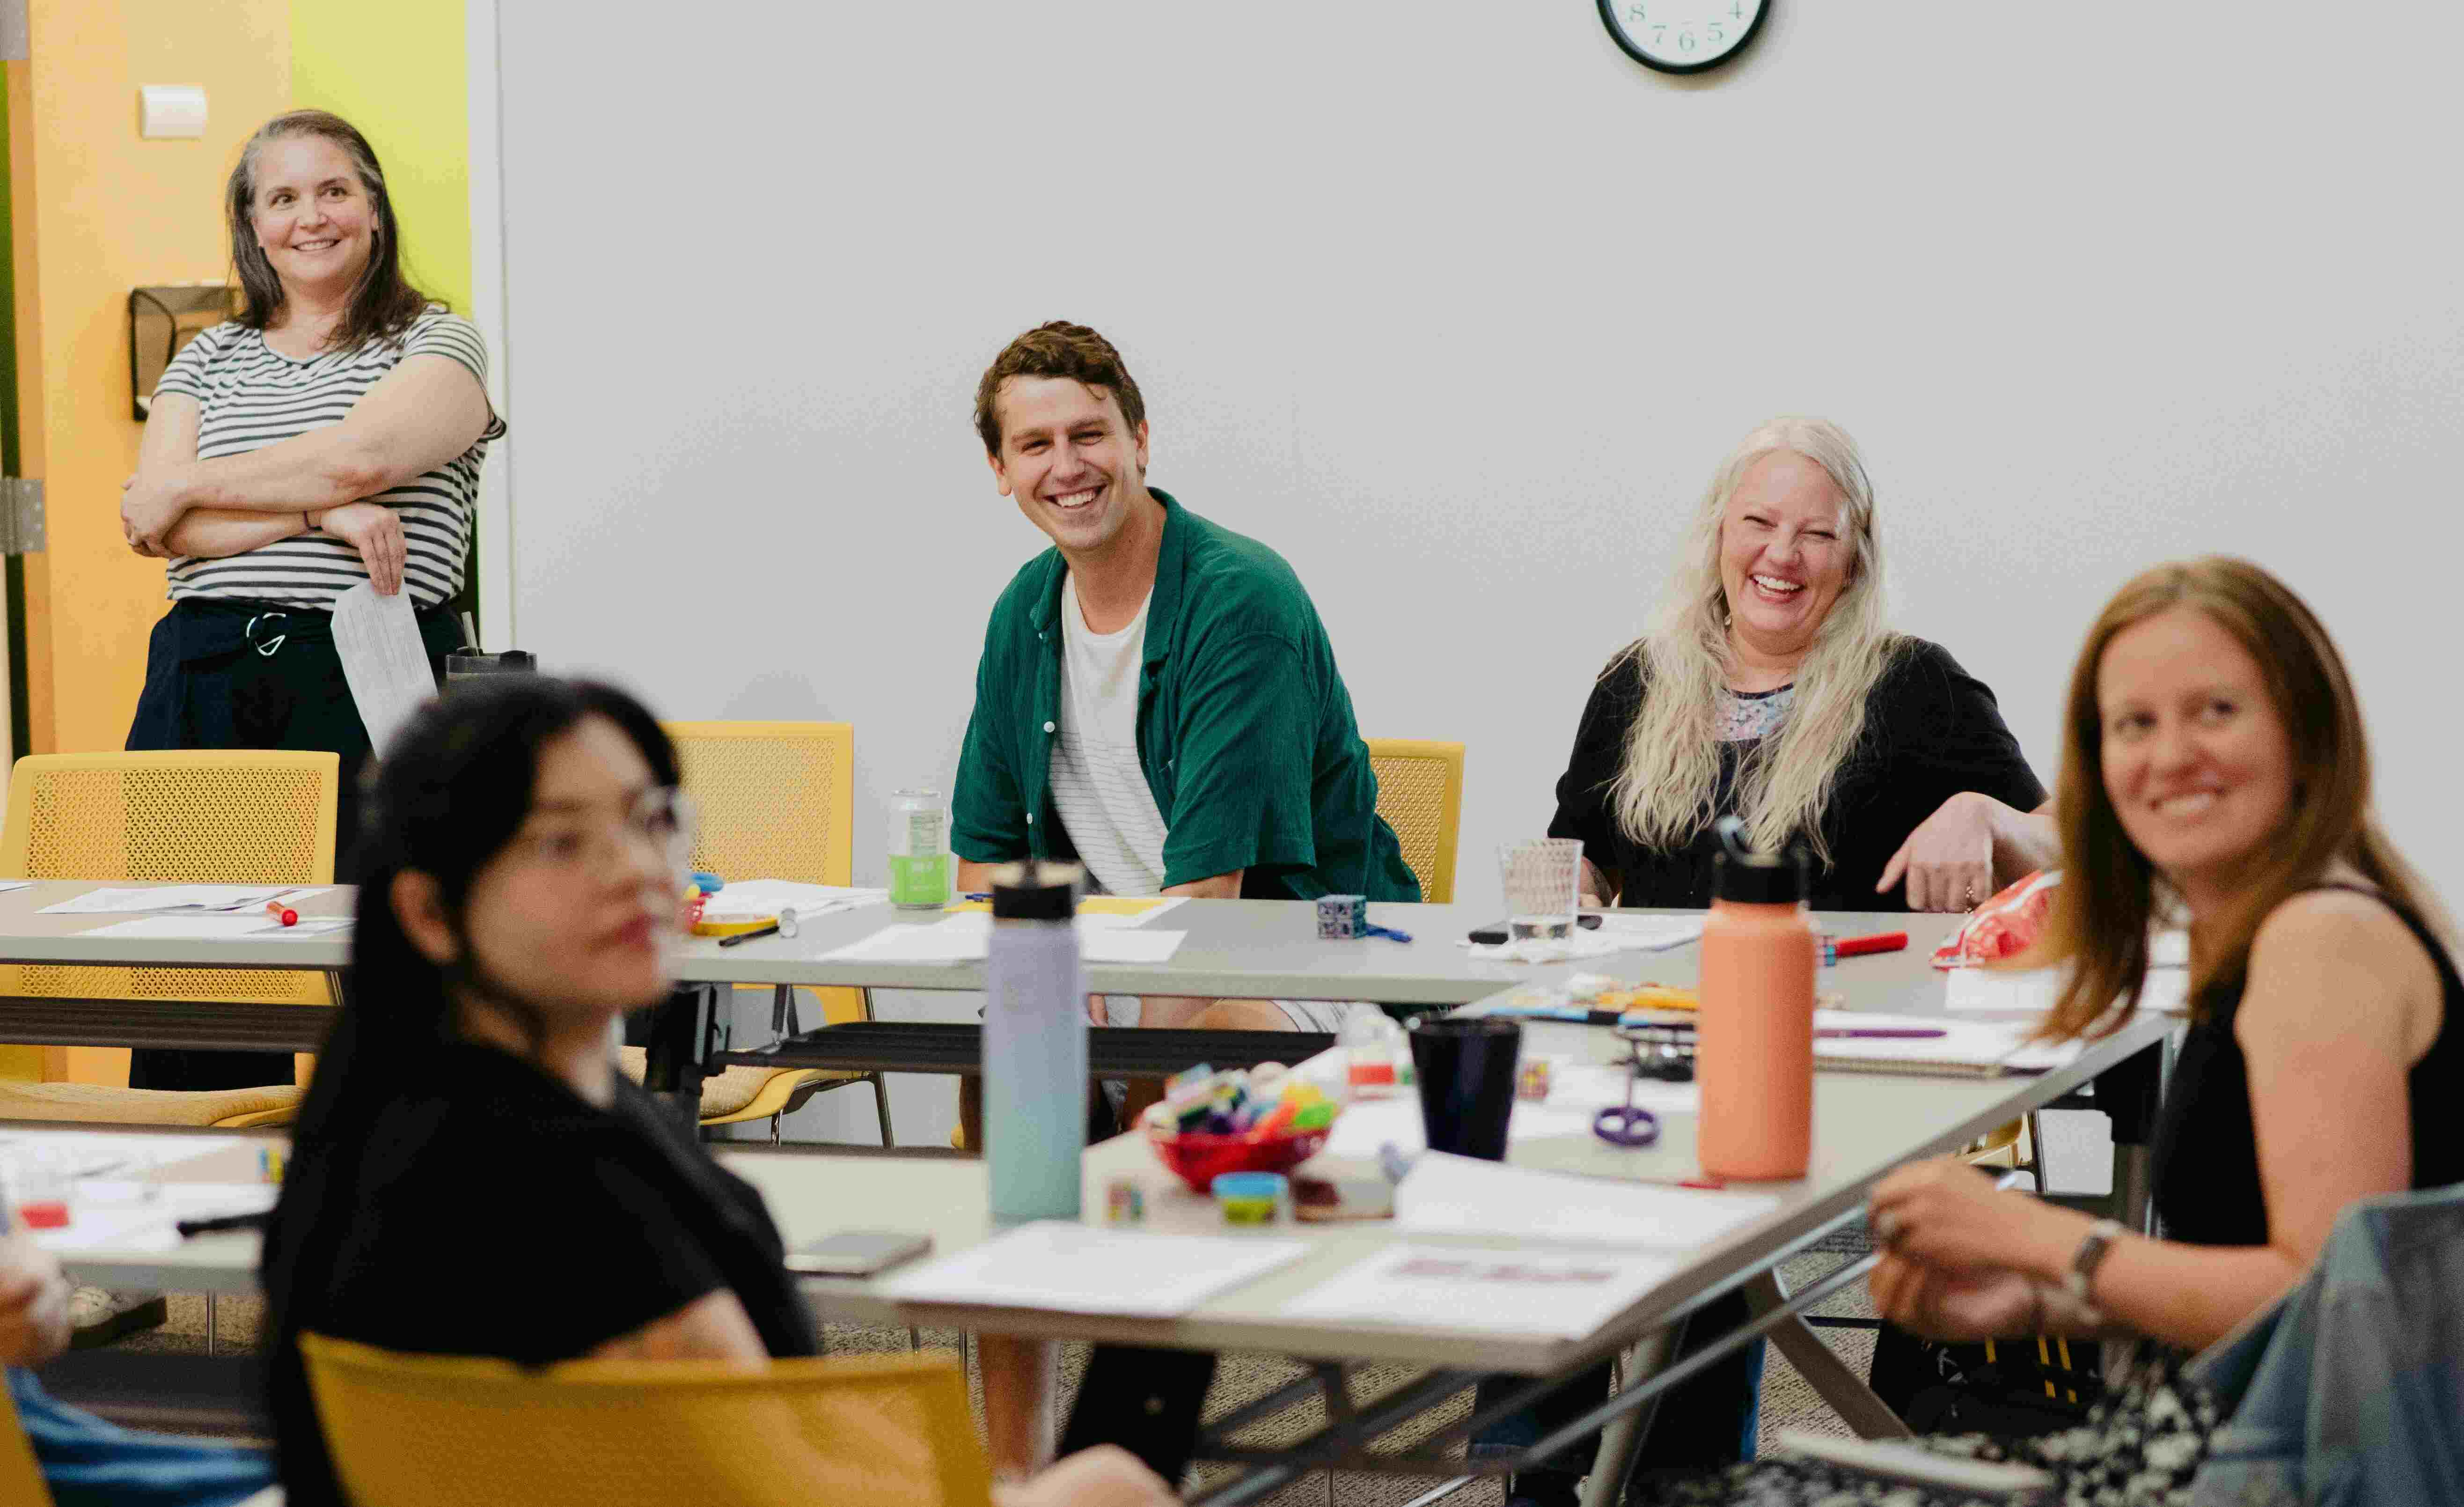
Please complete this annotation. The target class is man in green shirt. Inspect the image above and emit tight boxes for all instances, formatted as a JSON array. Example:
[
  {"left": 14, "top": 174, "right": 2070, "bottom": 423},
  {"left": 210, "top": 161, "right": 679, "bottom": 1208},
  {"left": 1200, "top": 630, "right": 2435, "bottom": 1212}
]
[{"left": 952, "top": 320, "right": 1417, "bottom": 1035}]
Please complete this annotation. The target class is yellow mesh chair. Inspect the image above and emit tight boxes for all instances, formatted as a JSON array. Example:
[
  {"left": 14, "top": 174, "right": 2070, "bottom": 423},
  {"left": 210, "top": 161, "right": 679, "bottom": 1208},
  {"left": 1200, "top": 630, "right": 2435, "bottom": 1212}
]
[
  {"left": 1365, "top": 738, "right": 1465, "bottom": 904},
  {"left": 0, "top": 1368, "right": 55, "bottom": 1507},
  {"left": 659, "top": 721, "right": 890, "bottom": 1144},
  {"left": 301, "top": 1335, "right": 990, "bottom": 1507},
  {"left": 0, "top": 750, "right": 336, "bottom": 1128}
]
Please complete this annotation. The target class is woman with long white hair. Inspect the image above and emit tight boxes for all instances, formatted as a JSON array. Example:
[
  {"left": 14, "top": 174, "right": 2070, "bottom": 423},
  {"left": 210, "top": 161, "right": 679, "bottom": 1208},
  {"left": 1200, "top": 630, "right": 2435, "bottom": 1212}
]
[
  {"left": 1553, "top": 415, "right": 2052, "bottom": 913},
  {"left": 1483, "top": 419, "right": 2056, "bottom": 1505}
]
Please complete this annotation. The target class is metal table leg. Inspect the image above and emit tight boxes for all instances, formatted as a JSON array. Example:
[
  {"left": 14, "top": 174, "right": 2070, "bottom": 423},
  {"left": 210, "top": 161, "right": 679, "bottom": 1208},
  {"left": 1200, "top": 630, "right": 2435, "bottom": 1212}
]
[
  {"left": 1579, "top": 1325, "right": 1679, "bottom": 1507},
  {"left": 2095, "top": 1037, "right": 2168, "bottom": 1235},
  {"left": 1742, "top": 1271, "right": 1911, "bottom": 1440}
]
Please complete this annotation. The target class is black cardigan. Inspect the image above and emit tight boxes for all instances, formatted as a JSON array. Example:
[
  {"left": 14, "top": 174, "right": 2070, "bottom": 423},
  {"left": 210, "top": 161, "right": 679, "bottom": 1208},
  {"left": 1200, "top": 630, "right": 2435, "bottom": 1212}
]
[{"left": 1547, "top": 637, "right": 2046, "bottom": 912}]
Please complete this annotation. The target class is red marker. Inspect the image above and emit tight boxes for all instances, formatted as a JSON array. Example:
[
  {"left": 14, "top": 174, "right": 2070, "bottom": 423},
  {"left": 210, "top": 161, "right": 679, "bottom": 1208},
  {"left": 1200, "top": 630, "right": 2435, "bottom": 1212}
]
[
  {"left": 264, "top": 900, "right": 299, "bottom": 926},
  {"left": 1833, "top": 930, "right": 1907, "bottom": 958}
]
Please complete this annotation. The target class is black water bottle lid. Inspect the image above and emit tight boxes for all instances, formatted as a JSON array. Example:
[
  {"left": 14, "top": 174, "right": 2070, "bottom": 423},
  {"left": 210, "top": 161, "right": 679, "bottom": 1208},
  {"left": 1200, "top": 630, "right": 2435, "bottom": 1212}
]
[
  {"left": 990, "top": 860, "right": 1083, "bottom": 921},
  {"left": 1710, "top": 816, "right": 1806, "bottom": 904},
  {"left": 1713, "top": 848, "right": 1806, "bottom": 904}
]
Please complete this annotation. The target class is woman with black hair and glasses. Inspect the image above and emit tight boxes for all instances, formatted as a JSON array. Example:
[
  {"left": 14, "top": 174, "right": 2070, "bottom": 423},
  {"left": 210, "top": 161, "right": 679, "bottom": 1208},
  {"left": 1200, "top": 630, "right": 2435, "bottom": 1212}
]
[{"left": 259, "top": 676, "right": 1172, "bottom": 1507}]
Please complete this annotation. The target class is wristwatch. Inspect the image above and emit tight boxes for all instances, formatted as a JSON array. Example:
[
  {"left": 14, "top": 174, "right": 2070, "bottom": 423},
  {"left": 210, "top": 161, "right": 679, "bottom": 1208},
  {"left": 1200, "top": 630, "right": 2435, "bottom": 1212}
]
[{"left": 2065, "top": 1217, "right": 2126, "bottom": 1308}]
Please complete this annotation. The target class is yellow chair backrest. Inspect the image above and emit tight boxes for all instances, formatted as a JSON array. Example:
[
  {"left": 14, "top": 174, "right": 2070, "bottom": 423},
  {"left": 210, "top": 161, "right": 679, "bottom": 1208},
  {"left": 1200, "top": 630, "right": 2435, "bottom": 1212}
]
[
  {"left": 1365, "top": 738, "right": 1464, "bottom": 904},
  {"left": 664, "top": 721, "right": 865, "bottom": 1028},
  {"left": 0, "top": 1370, "right": 58, "bottom": 1507},
  {"left": 301, "top": 1334, "right": 990, "bottom": 1507},
  {"left": 0, "top": 751, "right": 339, "bottom": 1010}
]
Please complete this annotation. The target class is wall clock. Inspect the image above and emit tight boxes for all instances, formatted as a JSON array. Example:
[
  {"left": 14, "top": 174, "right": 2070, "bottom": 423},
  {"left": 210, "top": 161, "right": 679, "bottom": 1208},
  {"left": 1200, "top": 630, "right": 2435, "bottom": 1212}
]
[{"left": 1597, "top": 0, "right": 1767, "bottom": 74}]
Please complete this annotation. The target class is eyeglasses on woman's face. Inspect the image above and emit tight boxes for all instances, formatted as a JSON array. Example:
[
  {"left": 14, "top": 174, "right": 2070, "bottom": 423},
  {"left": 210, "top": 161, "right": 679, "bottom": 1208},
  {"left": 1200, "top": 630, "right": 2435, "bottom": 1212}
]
[{"left": 507, "top": 786, "right": 697, "bottom": 877}]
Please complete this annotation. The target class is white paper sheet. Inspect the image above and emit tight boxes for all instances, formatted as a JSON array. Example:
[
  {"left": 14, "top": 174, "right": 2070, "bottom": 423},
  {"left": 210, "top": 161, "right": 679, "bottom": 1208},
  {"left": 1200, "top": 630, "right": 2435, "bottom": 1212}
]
[
  {"left": 1281, "top": 1242, "right": 1683, "bottom": 1338},
  {"left": 694, "top": 879, "right": 887, "bottom": 925},
  {"left": 331, "top": 581, "right": 439, "bottom": 755},
  {"left": 1320, "top": 1070, "right": 1700, "bottom": 1161},
  {"left": 25, "top": 1188, "right": 274, "bottom": 1254},
  {"left": 1591, "top": 916, "right": 1708, "bottom": 949},
  {"left": 816, "top": 916, "right": 1187, "bottom": 965},
  {"left": 40, "top": 884, "right": 320, "bottom": 915},
  {"left": 75, "top": 1181, "right": 278, "bottom": 1220},
  {"left": 0, "top": 1132, "right": 245, "bottom": 1177},
  {"left": 877, "top": 1222, "right": 1306, "bottom": 1316},
  {"left": 1394, "top": 1153, "right": 1780, "bottom": 1250},
  {"left": 29, "top": 1204, "right": 184, "bottom": 1253},
  {"left": 0, "top": 880, "right": 32, "bottom": 893},
  {"left": 1943, "top": 966, "right": 2190, "bottom": 1016},
  {"left": 1459, "top": 917, "right": 1703, "bottom": 963},
  {"left": 79, "top": 915, "right": 307, "bottom": 941}
]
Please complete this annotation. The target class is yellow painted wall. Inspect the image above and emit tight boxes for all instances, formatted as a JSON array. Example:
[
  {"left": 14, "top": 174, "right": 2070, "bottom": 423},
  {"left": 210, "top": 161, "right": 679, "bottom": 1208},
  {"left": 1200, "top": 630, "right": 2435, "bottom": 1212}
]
[
  {"left": 7, "top": 0, "right": 291, "bottom": 1085},
  {"left": 10, "top": 0, "right": 291, "bottom": 761},
  {"left": 292, "top": 0, "right": 470, "bottom": 318}
]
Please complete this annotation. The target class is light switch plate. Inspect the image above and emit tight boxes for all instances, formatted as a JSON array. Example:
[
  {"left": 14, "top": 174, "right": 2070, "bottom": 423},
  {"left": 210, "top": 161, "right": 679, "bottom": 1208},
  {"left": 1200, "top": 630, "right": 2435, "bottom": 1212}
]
[{"left": 139, "top": 84, "right": 208, "bottom": 140}]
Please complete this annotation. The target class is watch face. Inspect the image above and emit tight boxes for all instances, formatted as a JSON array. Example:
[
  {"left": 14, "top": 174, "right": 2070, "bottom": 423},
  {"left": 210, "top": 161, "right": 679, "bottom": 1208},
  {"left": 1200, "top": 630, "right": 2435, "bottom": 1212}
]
[{"left": 1599, "top": 0, "right": 1768, "bottom": 74}]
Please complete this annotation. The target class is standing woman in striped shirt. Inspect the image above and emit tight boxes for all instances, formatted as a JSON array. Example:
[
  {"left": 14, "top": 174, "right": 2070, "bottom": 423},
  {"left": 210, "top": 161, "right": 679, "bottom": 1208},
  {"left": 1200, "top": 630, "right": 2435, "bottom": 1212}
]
[{"left": 118, "top": 110, "right": 505, "bottom": 1092}]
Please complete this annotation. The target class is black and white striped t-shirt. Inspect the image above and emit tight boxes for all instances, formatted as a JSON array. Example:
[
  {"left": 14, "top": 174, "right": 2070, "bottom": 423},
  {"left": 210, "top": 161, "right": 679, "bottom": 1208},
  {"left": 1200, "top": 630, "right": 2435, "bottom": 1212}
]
[{"left": 153, "top": 308, "right": 506, "bottom": 611}]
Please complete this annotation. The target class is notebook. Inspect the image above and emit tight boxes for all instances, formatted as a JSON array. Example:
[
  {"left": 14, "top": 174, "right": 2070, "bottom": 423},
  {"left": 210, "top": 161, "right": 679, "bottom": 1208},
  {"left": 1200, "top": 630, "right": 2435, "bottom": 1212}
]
[{"left": 1812, "top": 1011, "right": 2083, "bottom": 1078}]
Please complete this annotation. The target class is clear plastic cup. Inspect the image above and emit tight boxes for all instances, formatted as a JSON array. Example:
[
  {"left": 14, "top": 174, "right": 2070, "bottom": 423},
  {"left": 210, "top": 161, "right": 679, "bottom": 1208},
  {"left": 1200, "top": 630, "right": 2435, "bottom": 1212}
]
[{"left": 1499, "top": 838, "right": 1583, "bottom": 943}]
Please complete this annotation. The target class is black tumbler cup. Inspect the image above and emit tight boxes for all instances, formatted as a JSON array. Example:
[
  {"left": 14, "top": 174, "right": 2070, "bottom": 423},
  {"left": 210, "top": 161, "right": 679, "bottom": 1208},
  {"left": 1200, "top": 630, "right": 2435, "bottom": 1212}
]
[{"left": 1408, "top": 1016, "right": 1524, "bottom": 1161}]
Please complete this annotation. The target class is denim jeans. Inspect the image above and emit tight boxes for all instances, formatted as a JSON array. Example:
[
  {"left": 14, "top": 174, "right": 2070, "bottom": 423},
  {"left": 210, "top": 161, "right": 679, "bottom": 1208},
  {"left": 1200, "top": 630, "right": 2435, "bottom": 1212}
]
[{"left": 11, "top": 1369, "right": 275, "bottom": 1507}]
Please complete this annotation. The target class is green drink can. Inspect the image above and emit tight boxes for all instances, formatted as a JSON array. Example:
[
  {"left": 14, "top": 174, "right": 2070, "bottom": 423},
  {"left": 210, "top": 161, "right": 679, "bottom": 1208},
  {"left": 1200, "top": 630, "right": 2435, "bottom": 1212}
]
[{"left": 888, "top": 787, "right": 952, "bottom": 909}]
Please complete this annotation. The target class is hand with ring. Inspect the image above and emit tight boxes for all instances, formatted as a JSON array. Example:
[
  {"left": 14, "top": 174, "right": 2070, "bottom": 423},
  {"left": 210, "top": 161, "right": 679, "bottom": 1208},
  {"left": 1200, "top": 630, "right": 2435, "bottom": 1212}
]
[{"left": 1878, "top": 791, "right": 2002, "bottom": 912}]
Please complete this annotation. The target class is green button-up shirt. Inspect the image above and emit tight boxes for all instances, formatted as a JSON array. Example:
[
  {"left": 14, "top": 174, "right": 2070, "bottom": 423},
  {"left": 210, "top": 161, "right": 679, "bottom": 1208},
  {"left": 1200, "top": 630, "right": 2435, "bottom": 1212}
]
[{"left": 953, "top": 491, "right": 1418, "bottom": 902}]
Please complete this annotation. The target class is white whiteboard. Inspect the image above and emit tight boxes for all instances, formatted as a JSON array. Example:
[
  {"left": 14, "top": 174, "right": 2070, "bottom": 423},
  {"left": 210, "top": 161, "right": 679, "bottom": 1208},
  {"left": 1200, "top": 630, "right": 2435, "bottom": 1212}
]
[{"left": 494, "top": 3, "right": 2464, "bottom": 1144}]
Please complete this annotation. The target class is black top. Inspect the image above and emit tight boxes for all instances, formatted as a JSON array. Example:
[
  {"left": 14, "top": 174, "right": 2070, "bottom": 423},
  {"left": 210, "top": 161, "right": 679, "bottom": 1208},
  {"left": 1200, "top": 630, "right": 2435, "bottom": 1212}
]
[
  {"left": 1547, "top": 638, "right": 2046, "bottom": 911},
  {"left": 2152, "top": 885, "right": 2464, "bottom": 1247},
  {"left": 262, "top": 1044, "right": 818, "bottom": 1507}
]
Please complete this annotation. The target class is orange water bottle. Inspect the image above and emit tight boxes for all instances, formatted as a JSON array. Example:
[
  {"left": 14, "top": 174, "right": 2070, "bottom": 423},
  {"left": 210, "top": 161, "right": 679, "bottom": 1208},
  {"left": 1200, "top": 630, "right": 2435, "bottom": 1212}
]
[{"left": 1695, "top": 822, "right": 1817, "bottom": 1181}]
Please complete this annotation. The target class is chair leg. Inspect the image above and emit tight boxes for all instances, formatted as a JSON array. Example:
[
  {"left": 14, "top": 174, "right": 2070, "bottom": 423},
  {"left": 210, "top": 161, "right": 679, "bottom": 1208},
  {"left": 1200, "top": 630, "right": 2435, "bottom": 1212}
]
[
  {"left": 206, "top": 1293, "right": 219, "bottom": 1357},
  {"left": 872, "top": 1072, "right": 895, "bottom": 1147},
  {"left": 770, "top": 1112, "right": 784, "bottom": 1146},
  {"left": 2025, "top": 1110, "right": 2048, "bottom": 1195}
]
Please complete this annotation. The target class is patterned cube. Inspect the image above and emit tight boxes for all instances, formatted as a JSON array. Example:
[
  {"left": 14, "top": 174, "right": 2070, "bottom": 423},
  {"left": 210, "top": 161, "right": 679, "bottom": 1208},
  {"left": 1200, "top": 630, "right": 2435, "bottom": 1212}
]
[{"left": 1316, "top": 893, "right": 1367, "bottom": 939}]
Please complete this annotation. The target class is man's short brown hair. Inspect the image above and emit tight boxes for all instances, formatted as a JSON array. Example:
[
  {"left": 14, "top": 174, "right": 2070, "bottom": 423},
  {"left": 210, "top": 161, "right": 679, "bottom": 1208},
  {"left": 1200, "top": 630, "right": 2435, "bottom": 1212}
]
[{"left": 973, "top": 321, "right": 1148, "bottom": 456}]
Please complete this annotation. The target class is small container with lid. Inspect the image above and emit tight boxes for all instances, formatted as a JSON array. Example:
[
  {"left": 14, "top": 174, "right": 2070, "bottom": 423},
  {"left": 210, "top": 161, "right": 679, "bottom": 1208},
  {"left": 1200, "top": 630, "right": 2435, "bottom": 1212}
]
[{"left": 887, "top": 787, "right": 952, "bottom": 909}]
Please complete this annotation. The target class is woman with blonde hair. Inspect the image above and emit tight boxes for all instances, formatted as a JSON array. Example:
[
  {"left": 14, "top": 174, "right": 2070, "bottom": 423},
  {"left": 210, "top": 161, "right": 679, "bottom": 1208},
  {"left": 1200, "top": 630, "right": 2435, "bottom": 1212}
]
[
  {"left": 1550, "top": 415, "right": 2052, "bottom": 914},
  {"left": 1489, "top": 420, "right": 2054, "bottom": 1500},
  {"left": 1643, "top": 557, "right": 2462, "bottom": 1505}
]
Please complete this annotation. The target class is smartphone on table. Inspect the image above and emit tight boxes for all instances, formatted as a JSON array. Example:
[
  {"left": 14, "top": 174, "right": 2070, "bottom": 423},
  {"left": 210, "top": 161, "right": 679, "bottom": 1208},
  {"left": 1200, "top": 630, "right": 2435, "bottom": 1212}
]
[
  {"left": 1467, "top": 913, "right": 1605, "bottom": 945},
  {"left": 783, "top": 1229, "right": 933, "bottom": 1276}
]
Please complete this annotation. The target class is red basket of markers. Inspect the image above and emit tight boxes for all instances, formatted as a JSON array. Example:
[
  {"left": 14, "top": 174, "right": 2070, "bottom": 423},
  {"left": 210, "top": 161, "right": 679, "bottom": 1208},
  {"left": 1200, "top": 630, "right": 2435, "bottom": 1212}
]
[{"left": 1140, "top": 1063, "right": 1339, "bottom": 1194}]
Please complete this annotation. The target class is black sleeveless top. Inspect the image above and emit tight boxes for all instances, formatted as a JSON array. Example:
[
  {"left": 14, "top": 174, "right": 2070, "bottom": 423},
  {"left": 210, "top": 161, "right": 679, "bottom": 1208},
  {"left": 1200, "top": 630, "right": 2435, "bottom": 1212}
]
[{"left": 2151, "top": 885, "right": 2464, "bottom": 1248}]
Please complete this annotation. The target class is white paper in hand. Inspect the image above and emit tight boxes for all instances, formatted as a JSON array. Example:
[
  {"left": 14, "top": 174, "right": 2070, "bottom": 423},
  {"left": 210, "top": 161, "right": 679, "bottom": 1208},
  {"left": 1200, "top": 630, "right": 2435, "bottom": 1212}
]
[{"left": 331, "top": 582, "right": 438, "bottom": 756}]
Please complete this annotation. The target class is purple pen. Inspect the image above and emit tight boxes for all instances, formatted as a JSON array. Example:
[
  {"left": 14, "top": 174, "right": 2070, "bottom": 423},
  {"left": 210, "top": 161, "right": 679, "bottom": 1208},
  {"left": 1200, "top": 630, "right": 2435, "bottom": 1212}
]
[{"left": 1817, "top": 1026, "right": 1948, "bottom": 1040}]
